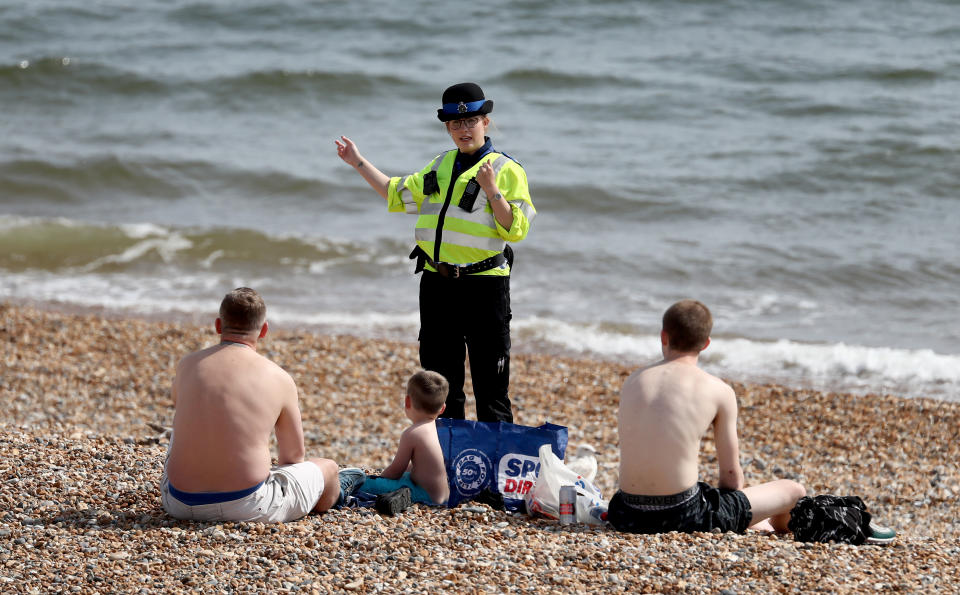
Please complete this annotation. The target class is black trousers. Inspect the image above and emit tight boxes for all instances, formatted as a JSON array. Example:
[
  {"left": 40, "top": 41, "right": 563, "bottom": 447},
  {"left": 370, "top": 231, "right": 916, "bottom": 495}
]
[{"left": 418, "top": 271, "right": 512, "bottom": 423}]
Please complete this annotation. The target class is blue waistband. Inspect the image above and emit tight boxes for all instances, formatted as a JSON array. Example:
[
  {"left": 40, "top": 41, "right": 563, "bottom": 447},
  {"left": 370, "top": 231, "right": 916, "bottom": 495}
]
[{"left": 168, "top": 480, "right": 264, "bottom": 505}]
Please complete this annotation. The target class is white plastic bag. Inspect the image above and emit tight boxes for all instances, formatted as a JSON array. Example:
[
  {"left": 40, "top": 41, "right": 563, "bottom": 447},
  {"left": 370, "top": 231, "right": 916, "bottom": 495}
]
[{"left": 525, "top": 444, "right": 607, "bottom": 524}]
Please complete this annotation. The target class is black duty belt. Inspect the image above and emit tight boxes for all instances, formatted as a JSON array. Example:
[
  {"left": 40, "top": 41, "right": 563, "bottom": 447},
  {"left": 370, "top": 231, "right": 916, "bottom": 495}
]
[{"left": 408, "top": 245, "right": 513, "bottom": 279}]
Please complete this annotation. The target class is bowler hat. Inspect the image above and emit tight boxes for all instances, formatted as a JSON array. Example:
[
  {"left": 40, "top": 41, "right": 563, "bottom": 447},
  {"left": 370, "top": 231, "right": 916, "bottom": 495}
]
[{"left": 437, "top": 82, "right": 494, "bottom": 122}]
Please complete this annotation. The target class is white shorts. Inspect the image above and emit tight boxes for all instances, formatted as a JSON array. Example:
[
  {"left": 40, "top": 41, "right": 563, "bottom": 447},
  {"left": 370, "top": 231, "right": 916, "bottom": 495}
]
[{"left": 161, "top": 462, "right": 325, "bottom": 523}]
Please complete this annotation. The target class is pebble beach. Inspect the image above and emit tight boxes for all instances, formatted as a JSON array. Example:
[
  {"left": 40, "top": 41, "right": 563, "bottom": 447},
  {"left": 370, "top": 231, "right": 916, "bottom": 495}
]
[{"left": 1, "top": 302, "right": 958, "bottom": 594}]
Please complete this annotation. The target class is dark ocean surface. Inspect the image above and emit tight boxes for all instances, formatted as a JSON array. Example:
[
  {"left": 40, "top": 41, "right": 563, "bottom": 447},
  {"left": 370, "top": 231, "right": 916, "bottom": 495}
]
[{"left": 2, "top": 0, "right": 959, "bottom": 399}]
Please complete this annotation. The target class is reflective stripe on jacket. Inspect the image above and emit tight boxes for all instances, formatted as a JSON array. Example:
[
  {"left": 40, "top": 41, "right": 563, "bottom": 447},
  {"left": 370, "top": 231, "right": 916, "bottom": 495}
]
[{"left": 386, "top": 149, "right": 535, "bottom": 276}]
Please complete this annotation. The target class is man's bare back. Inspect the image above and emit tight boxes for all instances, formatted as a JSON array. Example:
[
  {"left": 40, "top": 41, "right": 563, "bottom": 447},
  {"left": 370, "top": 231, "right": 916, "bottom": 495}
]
[
  {"left": 166, "top": 341, "right": 304, "bottom": 492},
  {"left": 160, "top": 288, "right": 342, "bottom": 523},
  {"left": 610, "top": 300, "right": 805, "bottom": 536},
  {"left": 618, "top": 356, "right": 742, "bottom": 496}
]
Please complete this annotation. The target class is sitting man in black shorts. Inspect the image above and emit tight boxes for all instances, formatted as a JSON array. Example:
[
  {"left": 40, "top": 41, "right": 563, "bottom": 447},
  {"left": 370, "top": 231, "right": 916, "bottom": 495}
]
[{"left": 609, "top": 300, "right": 806, "bottom": 534}]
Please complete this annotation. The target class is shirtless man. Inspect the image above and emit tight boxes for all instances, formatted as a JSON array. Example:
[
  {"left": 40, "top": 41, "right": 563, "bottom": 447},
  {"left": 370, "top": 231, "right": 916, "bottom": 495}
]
[
  {"left": 608, "top": 299, "right": 806, "bottom": 534},
  {"left": 161, "top": 288, "right": 356, "bottom": 522}
]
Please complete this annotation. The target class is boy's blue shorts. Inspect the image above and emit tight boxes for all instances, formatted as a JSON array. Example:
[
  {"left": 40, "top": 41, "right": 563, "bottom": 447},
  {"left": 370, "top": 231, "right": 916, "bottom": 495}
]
[{"left": 361, "top": 472, "right": 436, "bottom": 505}]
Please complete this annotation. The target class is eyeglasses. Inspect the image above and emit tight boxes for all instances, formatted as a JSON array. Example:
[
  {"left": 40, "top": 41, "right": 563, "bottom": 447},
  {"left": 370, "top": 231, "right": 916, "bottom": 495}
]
[{"left": 447, "top": 116, "right": 482, "bottom": 130}]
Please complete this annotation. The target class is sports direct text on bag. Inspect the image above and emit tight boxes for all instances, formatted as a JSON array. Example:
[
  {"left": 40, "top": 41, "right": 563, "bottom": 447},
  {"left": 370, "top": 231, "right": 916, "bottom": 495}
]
[{"left": 498, "top": 453, "right": 540, "bottom": 499}]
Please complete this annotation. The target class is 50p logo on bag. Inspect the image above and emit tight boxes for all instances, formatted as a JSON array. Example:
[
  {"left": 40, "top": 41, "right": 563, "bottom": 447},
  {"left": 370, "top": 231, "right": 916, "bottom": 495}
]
[{"left": 453, "top": 449, "right": 492, "bottom": 496}]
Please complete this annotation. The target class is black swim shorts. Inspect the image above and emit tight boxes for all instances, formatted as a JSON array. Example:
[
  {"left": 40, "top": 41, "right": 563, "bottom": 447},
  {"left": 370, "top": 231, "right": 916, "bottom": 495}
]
[{"left": 607, "top": 482, "right": 752, "bottom": 534}]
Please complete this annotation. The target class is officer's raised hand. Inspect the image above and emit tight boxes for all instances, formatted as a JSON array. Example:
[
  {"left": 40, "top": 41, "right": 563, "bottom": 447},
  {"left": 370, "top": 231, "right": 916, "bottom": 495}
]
[
  {"left": 335, "top": 135, "right": 391, "bottom": 200},
  {"left": 335, "top": 135, "right": 363, "bottom": 168},
  {"left": 477, "top": 161, "right": 512, "bottom": 228},
  {"left": 477, "top": 161, "right": 497, "bottom": 195}
]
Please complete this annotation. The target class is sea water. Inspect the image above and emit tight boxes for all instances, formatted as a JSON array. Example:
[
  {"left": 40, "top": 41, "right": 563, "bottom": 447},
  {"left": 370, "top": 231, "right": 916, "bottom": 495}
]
[{"left": 2, "top": 0, "right": 958, "bottom": 400}]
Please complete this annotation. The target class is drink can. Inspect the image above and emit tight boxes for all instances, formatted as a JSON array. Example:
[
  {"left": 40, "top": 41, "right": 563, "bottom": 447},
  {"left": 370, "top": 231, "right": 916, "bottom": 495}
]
[{"left": 559, "top": 485, "right": 577, "bottom": 525}]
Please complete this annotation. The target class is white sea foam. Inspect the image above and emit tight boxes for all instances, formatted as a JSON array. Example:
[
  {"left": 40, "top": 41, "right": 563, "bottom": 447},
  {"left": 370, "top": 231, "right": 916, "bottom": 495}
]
[
  {"left": 307, "top": 259, "right": 344, "bottom": 274},
  {"left": 0, "top": 214, "right": 34, "bottom": 230},
  {"left": 0, "top": 214, "right": 82, "bottom": 230},
  {"left": 2, "top": 269, "right": 957, "bottom": 401},
  {"left": 513, "top": 317, "right": 960, "bottom": 401},
  {"left": 118, "top": 222, "right": 170, "bottom": 239},
  {"left": 514, "top": 316, "right": 662, "bottom": 361},
  {"left": 199, "top": 249, "right": 225, "bottom": 269},
  {"left": 268, "top": 309, "right": 421, "bottom": 332},
  {"left": 709, "top": 338, "right": 960, "bottom": 397},
  {"left": 1, "top": 271, "right": 209, "bottom": 311},
  {"left": 75, "top": 234, "right": 194, "bottom": 272}
]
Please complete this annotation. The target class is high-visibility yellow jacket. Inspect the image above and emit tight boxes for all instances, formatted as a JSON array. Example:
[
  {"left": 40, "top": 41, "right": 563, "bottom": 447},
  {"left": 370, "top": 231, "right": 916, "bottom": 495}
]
[{"left": 387, "top": 149, "right": 535, "bottom": 276}]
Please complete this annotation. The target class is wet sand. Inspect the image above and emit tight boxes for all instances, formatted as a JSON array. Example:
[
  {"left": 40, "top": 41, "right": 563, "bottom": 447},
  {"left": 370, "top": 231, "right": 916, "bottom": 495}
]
[{"left": 1, "top": 303, "right": 958, "bottom": 593}]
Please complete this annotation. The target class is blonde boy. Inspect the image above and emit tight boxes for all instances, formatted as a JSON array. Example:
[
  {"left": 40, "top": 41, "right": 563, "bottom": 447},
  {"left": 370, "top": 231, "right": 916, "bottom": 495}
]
[{"left": 362, "top": 370, "right": 451, "bottom": 515}]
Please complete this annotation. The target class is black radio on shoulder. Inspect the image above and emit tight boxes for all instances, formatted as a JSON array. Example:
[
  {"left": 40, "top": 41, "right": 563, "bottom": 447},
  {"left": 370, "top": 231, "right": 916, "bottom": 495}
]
[
  {"left": 423, "top": 171, "right": 439, "bottom": 195},
  {"left": 459, "top": 178, "right": 481, "bottom": 211}
]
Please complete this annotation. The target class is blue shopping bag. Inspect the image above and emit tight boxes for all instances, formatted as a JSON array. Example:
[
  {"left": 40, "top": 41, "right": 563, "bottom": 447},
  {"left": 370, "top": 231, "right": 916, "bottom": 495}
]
[{"left": 436, "top": 418, "right": 568, "bottom": 511}]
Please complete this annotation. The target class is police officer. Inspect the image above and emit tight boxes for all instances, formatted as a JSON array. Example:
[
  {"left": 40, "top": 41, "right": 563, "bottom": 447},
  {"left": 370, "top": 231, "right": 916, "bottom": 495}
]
[{"left": 335, "top": 82, "right": 535, "bottom": 423}]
